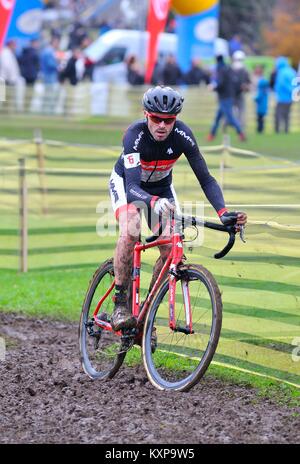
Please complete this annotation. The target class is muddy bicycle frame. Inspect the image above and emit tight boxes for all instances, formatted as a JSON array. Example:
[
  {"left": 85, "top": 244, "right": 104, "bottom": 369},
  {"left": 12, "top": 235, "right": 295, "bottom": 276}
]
[{"left": 92, "top": 214, "right": 237, "bottom": 335}]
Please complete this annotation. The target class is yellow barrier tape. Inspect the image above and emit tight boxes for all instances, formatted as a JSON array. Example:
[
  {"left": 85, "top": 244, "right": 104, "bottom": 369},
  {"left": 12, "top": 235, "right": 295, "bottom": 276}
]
[{"left": 228, "top": 146, "right": 260, "bottom": 157}]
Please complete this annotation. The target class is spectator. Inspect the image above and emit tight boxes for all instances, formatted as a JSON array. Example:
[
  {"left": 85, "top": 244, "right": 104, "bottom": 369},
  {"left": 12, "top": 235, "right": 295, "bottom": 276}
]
[
  {"left": 98, "top": 21, "right": 111, "bottom": 36},
  {"left": 207, "top": 55, "right": 246, "bottom": 142},
  {"left": 253, "top": 65, "right": 269, "bottom": 133},
  {"left": 40, "top": 36, "right": 60, "bottom": 84},
  {"left": 80, "top": 36, "right": 94, "bottom": 81},
  {"left": 18, "top": 39, "right": 40, "bottom": 85},
  {"left": 0, "top": 40, "right": 22, "bottom": 85},
  {"left": 184, "top": 58, "right": 210, "bottom": 86},
  {"left": 269, "top": 67, "right": 277, "bottom": 90},
  {"left": 230, "top": 50, "right": 251, "bottom": 131},
  {"left": 162, "top": 54, "right": 182, "bottom": 86},
  {"left": 60, "top": 48, "right": 82, "bottom": 86},
  {"left": 229, "top": 34, "right": 243, "bottom": 56},
  {"left": 126, "top": 55, "right": 144, "bottom": 86},
  {"left": 68, "top": 21, "right": 87, "bottom": 49},
  {"left": 43, "top": 0, "right": 56, "bottom": 8},
  {"left": 151, "top": 59, "right": 164, "bottom": 86},
  {"left": 0, "top": 39, "right": 25, "bottom": 111},
  {"left": 274, "top": 56, "right": 297, "bottom": 133},
  {"left": 40, "top": 37, "right": 60, "bottom": 113},
  {"left": 166, "top": 17, "right": 176, "bottom": 33}
]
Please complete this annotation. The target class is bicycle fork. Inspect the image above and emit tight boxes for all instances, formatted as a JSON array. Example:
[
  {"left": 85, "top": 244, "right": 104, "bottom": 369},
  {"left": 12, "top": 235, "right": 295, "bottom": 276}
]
[{"left": 168, "top": 233, "right": 194, "bottom": 335}]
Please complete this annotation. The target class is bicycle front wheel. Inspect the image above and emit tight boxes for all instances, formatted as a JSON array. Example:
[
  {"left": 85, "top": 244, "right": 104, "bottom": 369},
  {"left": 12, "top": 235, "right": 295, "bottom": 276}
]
[
  {"left": 142, "top": 264, "right": 222, "bottom": 391},
  {"left": 79, "top": 259, "right": 126, "bottom": 380}
]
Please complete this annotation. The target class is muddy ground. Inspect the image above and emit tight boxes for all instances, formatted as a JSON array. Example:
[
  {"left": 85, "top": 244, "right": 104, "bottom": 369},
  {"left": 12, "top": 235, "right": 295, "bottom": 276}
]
[{"left": 0, "top": 312, "right": 299, "bottom": 444}]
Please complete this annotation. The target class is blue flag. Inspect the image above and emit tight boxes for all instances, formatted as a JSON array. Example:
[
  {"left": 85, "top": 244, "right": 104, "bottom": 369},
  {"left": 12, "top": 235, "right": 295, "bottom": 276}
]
[
  {"left": 6, "top": 0, "right": 42, "bottom": 45},
  {"left": 176, "top": 3, "right": 220, "bottom": 72}
]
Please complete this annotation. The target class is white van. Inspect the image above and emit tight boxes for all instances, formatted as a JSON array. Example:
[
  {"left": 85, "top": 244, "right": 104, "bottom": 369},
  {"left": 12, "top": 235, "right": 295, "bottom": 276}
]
[{"left": 84, "top": 29, "right": 177, "bottom": 83}]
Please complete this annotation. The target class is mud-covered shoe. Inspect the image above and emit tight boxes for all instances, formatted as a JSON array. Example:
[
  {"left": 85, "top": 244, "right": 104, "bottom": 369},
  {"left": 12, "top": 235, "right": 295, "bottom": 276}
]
[{"left": 110, "top": 303, "right": 137, "bottom": 331}]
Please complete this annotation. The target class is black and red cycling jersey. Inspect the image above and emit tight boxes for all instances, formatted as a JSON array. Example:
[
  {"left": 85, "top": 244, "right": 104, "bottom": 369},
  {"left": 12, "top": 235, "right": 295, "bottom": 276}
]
[{"left": 110, "top": 119, "right": 227, "bottom": 216}]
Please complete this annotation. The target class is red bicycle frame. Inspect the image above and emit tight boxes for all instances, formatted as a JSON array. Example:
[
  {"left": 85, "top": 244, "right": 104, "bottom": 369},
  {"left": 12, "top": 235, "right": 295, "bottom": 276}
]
[{"left": 92, "top": 216, "right": 192, "bottom": 334}]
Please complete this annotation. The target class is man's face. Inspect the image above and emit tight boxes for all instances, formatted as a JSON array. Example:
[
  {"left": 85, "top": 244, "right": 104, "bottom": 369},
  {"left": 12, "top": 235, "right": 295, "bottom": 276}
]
[{"left": 145, "top": 111, "right": 176, "bottom": 141}]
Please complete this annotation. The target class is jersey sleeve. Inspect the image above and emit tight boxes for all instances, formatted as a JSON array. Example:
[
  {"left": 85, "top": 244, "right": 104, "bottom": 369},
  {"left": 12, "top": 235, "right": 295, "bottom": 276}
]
[
  {"left": 180, "top": 124, "right": 227, "bottom": 215},
  {"left": 122, "top": 128, "right": 158, "bottom": 208}
]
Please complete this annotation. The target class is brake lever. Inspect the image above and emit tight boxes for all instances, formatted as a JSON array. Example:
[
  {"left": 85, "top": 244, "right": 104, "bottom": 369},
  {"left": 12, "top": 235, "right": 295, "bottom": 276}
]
[{"left": 238, "top": 225, "right": 246, "bottom": 243}]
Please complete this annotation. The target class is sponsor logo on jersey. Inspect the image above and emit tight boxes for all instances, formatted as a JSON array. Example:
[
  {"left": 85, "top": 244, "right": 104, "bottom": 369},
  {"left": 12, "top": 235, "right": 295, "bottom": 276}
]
[
  {"left": 129, "top": 188, "right": 147, "bottom": 200},
  {"left": 133, "top": 131, "right": 144, "bottom": 151},
  {"left": 174, "top": 128, "right": 195, "bottom": 147},
  {"left": 167, "top": 147, "right": 173, "bottom": 155},
  {"left": 109, "top": 179, "right": 119, "bottom": 203}
]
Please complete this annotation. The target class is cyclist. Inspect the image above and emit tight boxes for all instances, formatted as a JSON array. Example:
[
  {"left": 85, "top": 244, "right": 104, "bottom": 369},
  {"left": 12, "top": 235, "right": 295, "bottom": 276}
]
[{"left": 109, "top": 85, "right": 247, "bottom": 331}]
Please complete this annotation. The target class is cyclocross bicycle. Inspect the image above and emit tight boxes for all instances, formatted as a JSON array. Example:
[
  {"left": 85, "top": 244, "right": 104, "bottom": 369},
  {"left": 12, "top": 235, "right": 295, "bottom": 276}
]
[{"left": 79, "top": 213, "right": 245, "bottom": 392}]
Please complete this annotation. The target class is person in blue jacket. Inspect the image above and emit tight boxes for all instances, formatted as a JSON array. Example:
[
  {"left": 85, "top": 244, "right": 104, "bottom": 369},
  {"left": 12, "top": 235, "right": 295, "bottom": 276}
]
[
  {"left": 40, "top": 36, "right": 60, "bottom": 114},
  {"left": 254, "top": 65, "right": 269, "bottom": 133},
  {"left": 40, "top": 36, "right": 60, "bottom": 85},
  {"left": 274, "top": 56, "right": 297, "bottom": 133}
]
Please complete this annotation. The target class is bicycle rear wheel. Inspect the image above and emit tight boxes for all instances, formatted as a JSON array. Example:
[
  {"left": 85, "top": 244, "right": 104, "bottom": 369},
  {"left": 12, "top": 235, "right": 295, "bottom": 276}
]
[
  {"left": 142, "top": 264, "right": 222, "bottom": 391},
  {"left": 79, "top": 259, "right": 126, "bottom": 380}
]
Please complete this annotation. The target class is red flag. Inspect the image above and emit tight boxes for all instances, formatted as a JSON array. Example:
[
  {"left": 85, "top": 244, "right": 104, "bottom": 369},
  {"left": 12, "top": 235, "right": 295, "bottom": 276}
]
[
  {"left": 145, "top": 0, "right": 171, "bottom": 84},
  {"left": 0, "top": 0, "right": 15, "bottom": 50}
]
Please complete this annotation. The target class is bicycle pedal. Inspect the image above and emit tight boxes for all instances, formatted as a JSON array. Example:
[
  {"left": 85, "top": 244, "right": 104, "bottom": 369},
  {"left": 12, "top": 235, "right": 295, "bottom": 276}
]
[{"left": 121, "top": 334, "right": 135, "bottom": 351}]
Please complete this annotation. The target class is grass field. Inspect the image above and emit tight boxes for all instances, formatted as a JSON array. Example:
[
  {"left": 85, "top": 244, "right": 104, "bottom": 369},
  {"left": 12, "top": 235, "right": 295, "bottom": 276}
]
[{"left": 0, "top": 114, "right": 299, "bottom": 399}]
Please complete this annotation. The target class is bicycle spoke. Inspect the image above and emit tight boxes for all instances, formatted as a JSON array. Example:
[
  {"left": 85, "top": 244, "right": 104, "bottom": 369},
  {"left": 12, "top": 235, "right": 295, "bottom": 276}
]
[
  {"left": 143, "top": 265, "right": 222, "bottom": 391},
  {"left": 79, "top": 260, "right": 126, "bottom": 380}
]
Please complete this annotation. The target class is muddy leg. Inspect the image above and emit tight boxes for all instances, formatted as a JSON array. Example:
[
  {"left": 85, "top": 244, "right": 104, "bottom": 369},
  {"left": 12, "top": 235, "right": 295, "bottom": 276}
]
[{"left": 114, "top": 208, "right": 141, "bottom": 287}]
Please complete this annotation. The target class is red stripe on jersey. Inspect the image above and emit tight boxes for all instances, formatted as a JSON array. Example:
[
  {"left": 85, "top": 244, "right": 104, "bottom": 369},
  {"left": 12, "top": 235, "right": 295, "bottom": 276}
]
[
  {"left": 141, "top": 159, "right": 177, "bottom": 167},
  {"left": 140, "top": 159, "right": 177, "bottom": 172}
]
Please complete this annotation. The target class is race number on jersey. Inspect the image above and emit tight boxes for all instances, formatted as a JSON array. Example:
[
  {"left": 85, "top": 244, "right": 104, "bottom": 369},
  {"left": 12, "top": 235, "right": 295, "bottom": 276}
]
[{"left": 124, "top": 152, "right": 140, "bottom": 169}]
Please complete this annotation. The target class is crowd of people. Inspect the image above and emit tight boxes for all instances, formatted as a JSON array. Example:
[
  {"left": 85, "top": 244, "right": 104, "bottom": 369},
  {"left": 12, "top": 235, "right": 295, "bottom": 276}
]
[
  {"left": 0, "top": 33, "right": 93, "bottom": 113},
  {"left": 126, "top": 54, "right": 210, "bottom": 88},
  {"left": 0, "top": 36, "right": 92, "bottom": 88},
  {"left": 0, "top": 31, "right": 298, "bottom": 135},
  {"left": 126, "top": 49, "right": 298, "bottom": 138},
  {"left": 0, "top": 35, "right": 212, "bottom": 94}
]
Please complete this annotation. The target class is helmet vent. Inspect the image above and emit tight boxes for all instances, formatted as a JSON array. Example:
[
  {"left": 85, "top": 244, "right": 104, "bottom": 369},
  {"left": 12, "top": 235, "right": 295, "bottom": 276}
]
[
  {"left": 154, "top": 96, "right": 160, "bottom": 109},
  {"left": 163, "top": 95, "right": 168, "bottom": 109}
]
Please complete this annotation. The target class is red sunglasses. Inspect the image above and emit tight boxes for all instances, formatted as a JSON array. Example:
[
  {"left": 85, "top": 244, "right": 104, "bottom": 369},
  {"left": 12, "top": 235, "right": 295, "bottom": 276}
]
[{"left": 146, "top": 112, "right": 177, "bottom": 125}]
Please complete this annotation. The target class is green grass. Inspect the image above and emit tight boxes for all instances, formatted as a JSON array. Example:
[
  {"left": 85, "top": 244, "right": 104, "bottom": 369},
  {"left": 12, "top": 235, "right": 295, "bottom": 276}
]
[
  {"left": 1, "top": 113, "right": 300, "bottom": 161},
  {"left": 0, "top": 114, "right": 300, "bottom": 399},
  {"left": 0, "top": 115, "right": 127, "bottom": 145},
  {"left": 0, "top": 267, "right": 95, "bottom": 320}
]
